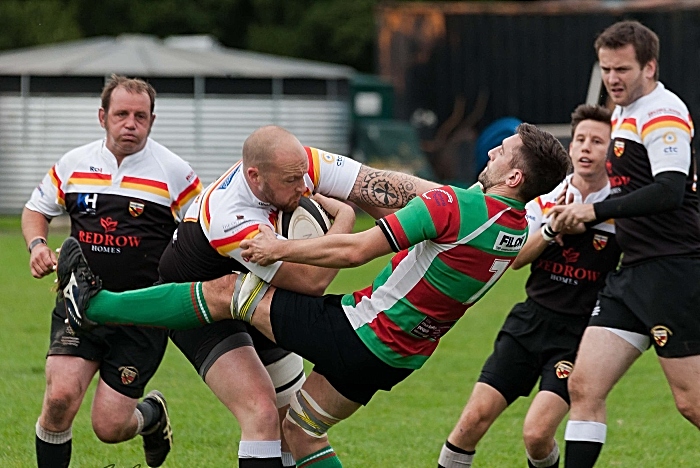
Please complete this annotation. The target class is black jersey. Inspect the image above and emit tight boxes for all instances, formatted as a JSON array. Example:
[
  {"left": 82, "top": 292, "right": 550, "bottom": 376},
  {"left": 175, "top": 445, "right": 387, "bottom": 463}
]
[
  {"left": 524, "top": 176, "right": 622, "bottom": 316},
  {"left": 607, "top": 82, "right": 700, "bottom": 266}
]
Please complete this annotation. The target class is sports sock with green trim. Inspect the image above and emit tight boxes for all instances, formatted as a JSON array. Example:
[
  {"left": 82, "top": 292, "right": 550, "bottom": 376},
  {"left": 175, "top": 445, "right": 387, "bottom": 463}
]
[
  {"left": 85, "top": 282, "right": 211, "bottom": 330},
  {"left": 296, "top": 446, "right": 342, "bottom": 467}
]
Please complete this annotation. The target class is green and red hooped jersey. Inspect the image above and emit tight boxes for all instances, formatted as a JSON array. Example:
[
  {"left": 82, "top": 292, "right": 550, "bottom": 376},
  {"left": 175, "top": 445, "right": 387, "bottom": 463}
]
[{"left": 341, "top": 185, "right": 527, "bottom": 369}]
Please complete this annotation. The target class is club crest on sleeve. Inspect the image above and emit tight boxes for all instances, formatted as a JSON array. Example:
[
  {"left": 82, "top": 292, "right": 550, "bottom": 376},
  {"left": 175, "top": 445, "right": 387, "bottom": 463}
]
[
  {"left": 129, "top": 200, "right": 145, "bottom": 217},
  {"left": 651, "top": 325, "right": 672, "bottom": 347},
  {"left": 613, "top": 140, "right": 625, "bottom": 158},
  {"left": 555, "top": 361, "right": 573, "bottom": 379}
]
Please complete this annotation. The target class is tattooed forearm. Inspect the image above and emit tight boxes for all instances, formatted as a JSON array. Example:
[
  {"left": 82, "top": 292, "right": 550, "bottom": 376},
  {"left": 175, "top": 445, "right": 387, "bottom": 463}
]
[{"left": 349, "top": 165, "right": 438, "bottom": 209}]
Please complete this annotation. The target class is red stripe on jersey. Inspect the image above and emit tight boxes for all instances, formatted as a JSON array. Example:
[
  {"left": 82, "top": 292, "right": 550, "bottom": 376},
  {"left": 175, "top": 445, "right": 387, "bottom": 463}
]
[
  {"left": 485, "top": 196, "right": 526, "bottom": 230},
  {"left": 368, "top": 311, "right": 437, "bottom": 357},
  {"left": 352, "top": 284, "right": 374, "bottom": 305},
  {"left": 383, "top": 214, "right": 411, "bottom": 251},
  {"left": 173, "top": 177, "right": 201, "bottom": 207},
  {"left": 537, "top": 196, "right": 556, "bottom": 215},
  {"left": 421, "top": 186, "right": 460, "bottom": 243},
  {"left": 210, "top": 224, "right": 261, "bottom": 250},
  {"left": 303, "top": 146, "right": 320, "bottom": 187},
  {"left": 49, "top": 166, "right": 65, "bottom": 205},
  {"left": 121, "top": 176, "right": 168, "bottom": 191},
  {"left": 71, "top": 171, "right": 111, "bottom": 181},
  {"left": 404, "top": 277, "right": 466, "bottom": 321},
  {"left": 642, "top": 114, "right": 691, "bottom": 133},
  {"left": 621, "top": 117, "right": 637, "bottom": 127},
  {"left": 390, "top": 249, "right": 409, "bottom": 268},
  {"left": 611, "top": 118, "right": 618, "bottom": 127},
  {"left": 440, "top": 244, "right": 511, "bottom": 283}
]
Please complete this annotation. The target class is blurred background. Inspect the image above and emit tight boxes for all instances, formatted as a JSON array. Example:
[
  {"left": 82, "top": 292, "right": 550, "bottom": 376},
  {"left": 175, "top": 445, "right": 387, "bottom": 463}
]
[{"left": 1, "top": 0, "right": 700, "bottom": 213}]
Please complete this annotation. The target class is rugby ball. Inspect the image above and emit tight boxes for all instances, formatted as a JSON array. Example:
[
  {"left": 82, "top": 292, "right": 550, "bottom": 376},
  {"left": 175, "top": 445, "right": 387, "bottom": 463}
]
[{"left": 276, "top": 197, "right": 332, "bottom": 239}]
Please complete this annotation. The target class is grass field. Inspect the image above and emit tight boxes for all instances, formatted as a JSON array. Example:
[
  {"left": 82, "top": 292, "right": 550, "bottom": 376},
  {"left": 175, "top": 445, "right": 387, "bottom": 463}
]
[{"left": 0, "top": 214, "right": 697, "bottom": 467}]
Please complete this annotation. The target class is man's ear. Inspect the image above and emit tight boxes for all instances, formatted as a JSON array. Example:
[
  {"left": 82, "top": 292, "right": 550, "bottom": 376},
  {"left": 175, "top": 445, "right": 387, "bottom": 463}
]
[
  {"left": 643, "top": 59, "right": 657, "bottom": 80},
  {"left": 247, "top": 166, "right": 261, "bottom": 184},
  {"left": 98, "top": 108, "right": 106, "bottom": 129},
  {"left": 506, "top": 168, "right": 523, "bottom": 189}
]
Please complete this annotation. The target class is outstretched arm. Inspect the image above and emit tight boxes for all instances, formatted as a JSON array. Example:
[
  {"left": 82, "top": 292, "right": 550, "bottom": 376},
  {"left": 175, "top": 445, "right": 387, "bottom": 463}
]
[
  {"left": 348, "top": 165, "right": 441, "bottom": 218},
  {"left": 241, "top": 225, "right": 392, "bottom": 269}
]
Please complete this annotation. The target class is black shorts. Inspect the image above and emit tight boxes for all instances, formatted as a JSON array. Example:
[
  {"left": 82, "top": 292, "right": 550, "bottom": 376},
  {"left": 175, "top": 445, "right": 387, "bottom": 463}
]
[
  {"left": 49, "top": 301, "right": 168, "bottom": 399},
  {"left": 589, "top": 256, "right": 700, "bottom": 358},
  {"left": 269, "top": 289, "right": 413, "bottom": 406},
  {"left": 479, "top": 298, "right": 589, "bottom": 405}
]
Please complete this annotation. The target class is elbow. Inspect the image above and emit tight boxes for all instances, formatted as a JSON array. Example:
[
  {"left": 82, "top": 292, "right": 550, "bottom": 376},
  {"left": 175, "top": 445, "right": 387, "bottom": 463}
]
[{"left": 344, "top": 250, "right": 369, "bottom": 268}]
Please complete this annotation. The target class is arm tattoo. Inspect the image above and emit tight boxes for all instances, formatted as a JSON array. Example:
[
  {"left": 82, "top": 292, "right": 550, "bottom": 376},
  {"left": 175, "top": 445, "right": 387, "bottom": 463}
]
[{"left": 349, "top": 166, "right": 418, "bottom": 209}]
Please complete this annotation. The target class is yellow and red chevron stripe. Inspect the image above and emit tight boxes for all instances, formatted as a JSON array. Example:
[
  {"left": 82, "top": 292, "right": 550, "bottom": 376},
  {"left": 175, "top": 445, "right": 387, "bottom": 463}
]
[
  {"left": 617, "top": 118, "right": 637, "bottom": 134},
  {"left": 200, "top": 162, "right": 241, "bottom": 232},
  {"left": 210, "top": 224, "right": 261, "bottom": 255},
  {"left": 305, "top": 146, "right": 321, "bottom": 187},
  {"left": 537, "top": 197, "right": 556, "bottom": 216},
  {"left": 49, "top": 166, "right": 66, "bottom": 207},
  {"left": 120, "top": 176, "right": 169, "bottom": 198},
  {"left": 641, "top": 115, "right": 692, "bottom": 139},
  {"left": 68, "top": 171, "right": 112, "bottom": 186},
  {"left": 171, "top": 178, "right": 202, "bottom": 213}
]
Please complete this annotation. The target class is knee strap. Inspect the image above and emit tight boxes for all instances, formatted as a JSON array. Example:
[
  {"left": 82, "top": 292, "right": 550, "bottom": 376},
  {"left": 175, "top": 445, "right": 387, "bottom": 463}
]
[
  {"left": 231, "top": 273, "right": 269, "bottom": 322},
  {"left": 286, "top": 389, "right": 341, "bottom": 438}
]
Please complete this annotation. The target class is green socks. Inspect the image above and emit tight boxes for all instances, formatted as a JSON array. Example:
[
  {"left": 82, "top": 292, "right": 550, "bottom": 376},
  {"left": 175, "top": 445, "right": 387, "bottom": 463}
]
[
  {"left": 296, "top": 446, "right": 342, "bottom": 467},
  {"left": 86, "top": 282, "right": 212, "bottom": 330}
]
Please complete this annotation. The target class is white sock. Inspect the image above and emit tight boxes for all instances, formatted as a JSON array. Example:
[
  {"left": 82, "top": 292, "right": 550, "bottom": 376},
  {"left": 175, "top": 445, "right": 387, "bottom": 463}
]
[
  {"left": 281, "top": 451, "right": 295, "bottom": 467},
  {"left": 564, "top": 420, "right": 607, "bottom": 443},
  {"left": 527, "top": 440, "right": 559, "bottom": 467},
  {"left": 238, "top": 440, "right": 282, "bottom": 459},
  {"left": 35, "top": 421, "right": 72, "bottom": 444},
  {"left": 438, "top": 442, "right": 473, "bottom": 467}
]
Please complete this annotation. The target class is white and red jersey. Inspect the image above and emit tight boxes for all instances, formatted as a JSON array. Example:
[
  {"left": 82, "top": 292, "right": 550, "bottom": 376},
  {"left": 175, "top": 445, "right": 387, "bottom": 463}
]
[
  {"left": 178, "top": 146, "right": 361, "bottom": 281},
  {"left": 607, "top": 82, "right": 700, "bottom": 265},
  {"left": 524, "top": 175, "right": 620, "bottom": 316},
  {"left": 26, "top": 138, "right": 202, "bottom": 291}
]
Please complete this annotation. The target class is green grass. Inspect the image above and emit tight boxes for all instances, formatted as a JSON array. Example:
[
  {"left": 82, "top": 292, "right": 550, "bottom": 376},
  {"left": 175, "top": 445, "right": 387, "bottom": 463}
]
[{"left": 0, "top": 214, "right": 698, "bottom": 467}]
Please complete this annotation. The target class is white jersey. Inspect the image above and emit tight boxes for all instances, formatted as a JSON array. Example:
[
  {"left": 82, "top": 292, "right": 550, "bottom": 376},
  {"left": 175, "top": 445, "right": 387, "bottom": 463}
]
[
  {"left": 183, "top": 146, "right": 361, "bottom": 281},
  {"left": 27, "top": 138, "right": 201, "bottom": 221},
  {"left": 25, "top": 138, "right": 201, "bottom": 291},
  {"left": 525, "top": 174, "right": 614, "bottom": 236}
]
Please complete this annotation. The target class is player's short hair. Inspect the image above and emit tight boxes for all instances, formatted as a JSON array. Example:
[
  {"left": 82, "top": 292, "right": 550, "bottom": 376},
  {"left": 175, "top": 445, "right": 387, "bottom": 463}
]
[
  {"left": 242, "top": 125, "right": 303, "bottom": 171},
  {"left": 101, "top": 74, "right": 156, "bottom": 114},
  {"left": 570, "top": 104, "right": 612, "bottom": 137},
  {"left": 512, "top": 123, "right": 571, "bottom": 202},
  {"left": 595, "top": 20, "right": 660, "bottom": 80}
]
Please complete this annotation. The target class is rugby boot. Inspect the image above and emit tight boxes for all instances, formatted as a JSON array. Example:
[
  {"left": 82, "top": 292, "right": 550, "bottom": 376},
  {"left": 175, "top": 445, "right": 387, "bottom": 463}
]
[
  {"left": 57, "top": 237, "right": 101, "bottom": 332},
  {"left": 141, "top": 390, "right": 173, "bottom": 467}
]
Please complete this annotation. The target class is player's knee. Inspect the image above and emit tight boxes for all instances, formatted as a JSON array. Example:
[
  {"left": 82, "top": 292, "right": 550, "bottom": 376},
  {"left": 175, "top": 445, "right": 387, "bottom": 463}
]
[
  {"left": 566, "top": 371, "right": 589, "bottom": 404},
  {"left": 522, "top": 425, "right": 553, "bottom": 455},
  {"left": 43, "top": 387, "right": 81, "bottom": 426},
  {"left": 673, "top": 394, "right": 700, "bottom": 427},
  {"left": 92, "top": 420, "right": 127, "bottom": 443}
]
